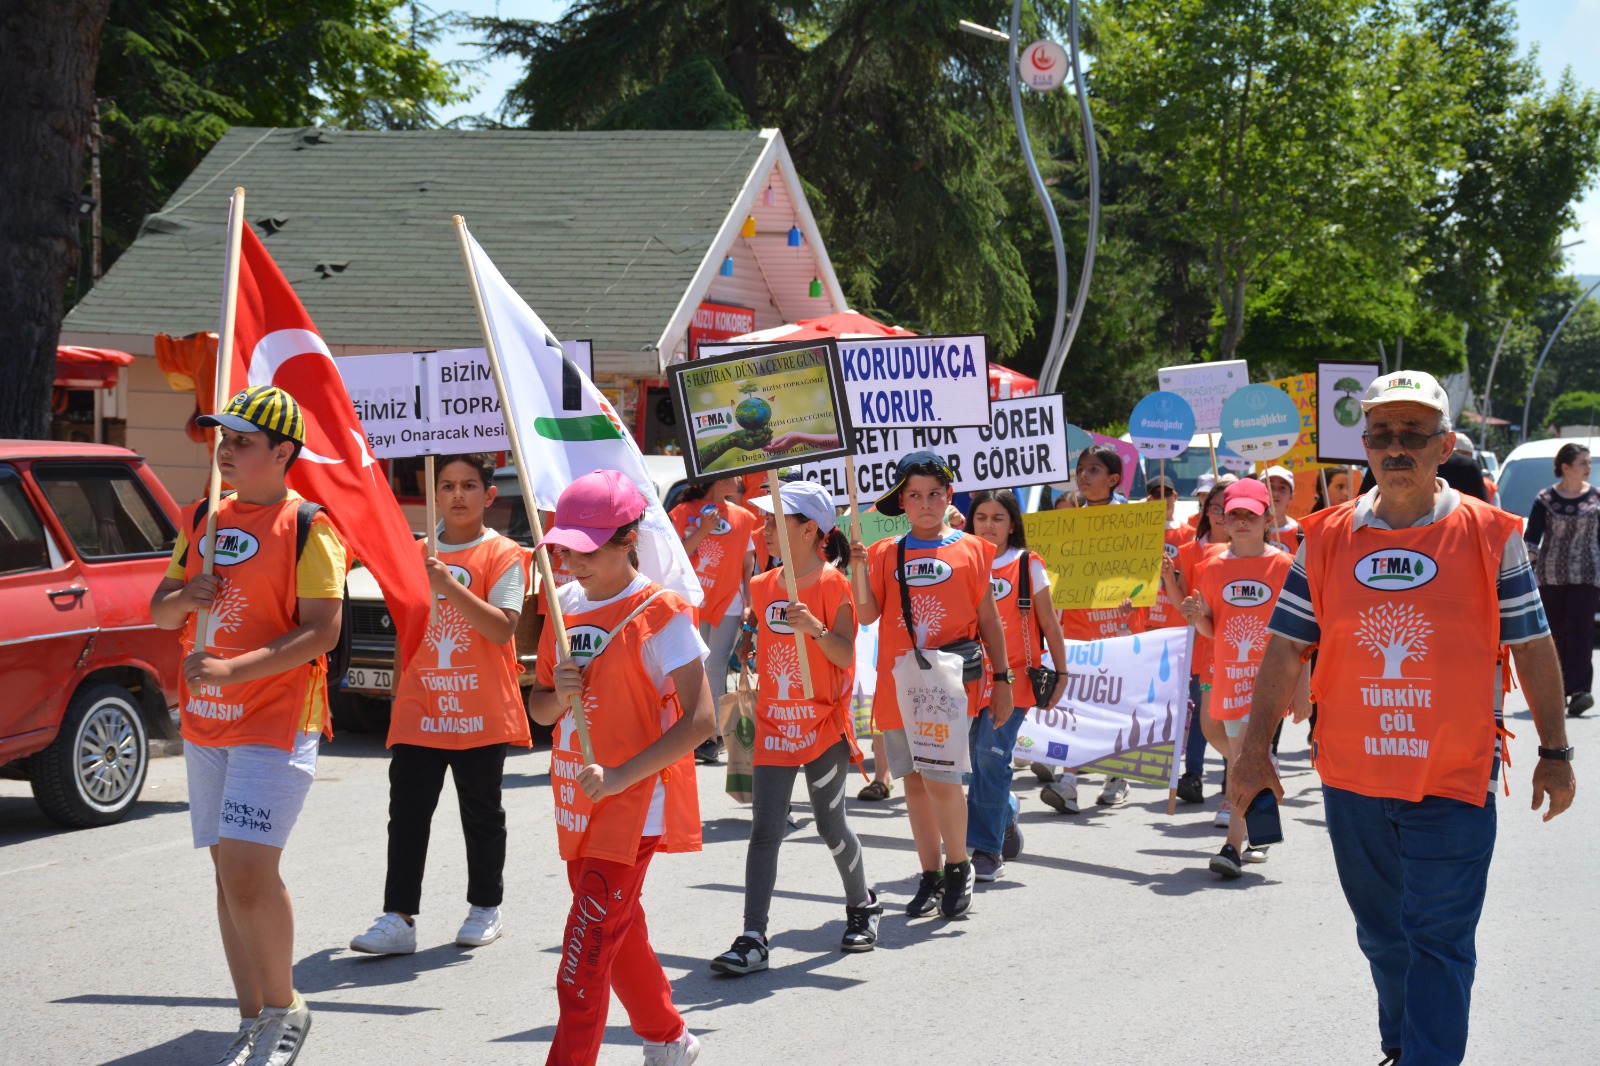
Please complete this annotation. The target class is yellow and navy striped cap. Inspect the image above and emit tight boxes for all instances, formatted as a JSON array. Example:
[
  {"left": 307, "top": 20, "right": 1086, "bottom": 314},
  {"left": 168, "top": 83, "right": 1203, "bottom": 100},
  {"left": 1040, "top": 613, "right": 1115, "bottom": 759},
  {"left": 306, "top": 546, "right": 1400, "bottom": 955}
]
[{"left": 197, "top": 385, "right": 307, "bottom": 443}]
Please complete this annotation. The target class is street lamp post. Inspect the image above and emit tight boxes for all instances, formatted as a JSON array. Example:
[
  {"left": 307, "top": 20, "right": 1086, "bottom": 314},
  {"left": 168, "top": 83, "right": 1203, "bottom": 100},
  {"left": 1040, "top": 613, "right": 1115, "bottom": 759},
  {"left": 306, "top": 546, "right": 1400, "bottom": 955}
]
[{"left": 1521, "top": 276, "right": 1600, "bottom": 444}]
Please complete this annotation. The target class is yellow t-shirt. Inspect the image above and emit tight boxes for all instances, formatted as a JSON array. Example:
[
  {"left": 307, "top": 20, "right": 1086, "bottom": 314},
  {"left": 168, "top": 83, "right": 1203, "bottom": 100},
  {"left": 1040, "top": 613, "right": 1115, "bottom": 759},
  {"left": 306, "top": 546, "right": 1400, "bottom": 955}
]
[{"left": 165, "top": 494, "right": 349, "bottom": 732}]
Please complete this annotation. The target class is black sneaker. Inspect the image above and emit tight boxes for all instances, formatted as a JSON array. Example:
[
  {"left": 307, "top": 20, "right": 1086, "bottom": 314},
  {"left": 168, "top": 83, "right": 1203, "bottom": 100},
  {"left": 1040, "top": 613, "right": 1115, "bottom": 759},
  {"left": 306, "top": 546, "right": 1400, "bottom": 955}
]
[
  {"left": 906, "top": 870, "right": 944, "bottom": 917},
  {"left": 1569, "top": 692, "right": 1594, "bottom": 717},
  {"left": 709, "top": 934, "right": 768, "bottom": 975},
  {"left": 694, "top": 737, "right": 723, "bottom": 764},
  {"left": 841, "top": 892, "right": 882, "bottom": 952},
  {"left": 1378, "top": 1051, "right": 1402, "bottom": 1065},
  {"left": 1209, "top": 844, "right": 1243, "bottom": 879},
  {"left": 1001, "top": 819, "right": 1023, "bottom": 860},
  {"left": 940, "top": 860, "right": 975, "bottom": 917},
  {"left": 1176, "top": 772, "right": 1205, "bottom": 804}
]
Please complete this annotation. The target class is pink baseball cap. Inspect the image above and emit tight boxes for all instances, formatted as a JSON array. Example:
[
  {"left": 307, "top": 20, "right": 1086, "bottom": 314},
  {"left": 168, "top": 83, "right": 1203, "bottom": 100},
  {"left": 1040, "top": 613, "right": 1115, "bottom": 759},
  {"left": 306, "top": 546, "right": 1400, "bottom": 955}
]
[
  {"left": 1222, "top": 478, "right": 1272, "bottom": 516},
  {"left": 537, "top": 470, "right": 647, "bottom": 553}
]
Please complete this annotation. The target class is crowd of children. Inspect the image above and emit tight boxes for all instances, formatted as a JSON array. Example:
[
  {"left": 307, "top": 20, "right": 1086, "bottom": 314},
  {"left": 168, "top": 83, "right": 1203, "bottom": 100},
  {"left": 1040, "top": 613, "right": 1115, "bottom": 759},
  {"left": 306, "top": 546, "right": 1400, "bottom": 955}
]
[{"left": 156, "top": 382, "right": 1321, "bottom": 1066}]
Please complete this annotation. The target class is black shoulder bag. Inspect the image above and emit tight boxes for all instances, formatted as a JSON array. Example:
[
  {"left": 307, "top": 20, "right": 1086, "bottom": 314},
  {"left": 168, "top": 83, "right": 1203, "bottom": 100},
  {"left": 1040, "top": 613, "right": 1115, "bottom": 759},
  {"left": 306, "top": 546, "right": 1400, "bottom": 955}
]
[
  {"left": 897, "top": 536, "right": 985, "bottom": 683},
  {"left": 1017, "top": 550, "right": 1061, "bottom": 707}
]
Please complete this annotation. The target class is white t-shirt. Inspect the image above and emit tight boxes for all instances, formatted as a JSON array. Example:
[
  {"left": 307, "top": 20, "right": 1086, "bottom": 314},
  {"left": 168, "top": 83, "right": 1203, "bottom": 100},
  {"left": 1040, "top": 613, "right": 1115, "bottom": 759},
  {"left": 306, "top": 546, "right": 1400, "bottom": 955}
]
[
  {"left": 993, "top": 546, "right": 1051, "bottom": 593},
  {"left": 435, "top": 527, "right": 526, "bottom": 611},
  {"left": 557, "top": 574, "right": 708, "bottom": 834}
]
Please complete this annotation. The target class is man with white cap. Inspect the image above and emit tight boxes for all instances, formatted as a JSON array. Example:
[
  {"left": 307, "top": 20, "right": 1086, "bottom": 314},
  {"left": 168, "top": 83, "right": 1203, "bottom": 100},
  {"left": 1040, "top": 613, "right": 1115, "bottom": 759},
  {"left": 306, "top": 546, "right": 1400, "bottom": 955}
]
[{"left": 1230, "top": 370, "right": 1575, "bottom": 1066}]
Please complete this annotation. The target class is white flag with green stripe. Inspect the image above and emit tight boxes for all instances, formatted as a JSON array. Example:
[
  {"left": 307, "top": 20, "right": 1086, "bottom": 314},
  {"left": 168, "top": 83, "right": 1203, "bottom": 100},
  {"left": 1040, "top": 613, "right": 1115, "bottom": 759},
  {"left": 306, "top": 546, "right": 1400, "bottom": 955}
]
[{"left": 462, "top": 227, "right": 704, "bottom": 607}]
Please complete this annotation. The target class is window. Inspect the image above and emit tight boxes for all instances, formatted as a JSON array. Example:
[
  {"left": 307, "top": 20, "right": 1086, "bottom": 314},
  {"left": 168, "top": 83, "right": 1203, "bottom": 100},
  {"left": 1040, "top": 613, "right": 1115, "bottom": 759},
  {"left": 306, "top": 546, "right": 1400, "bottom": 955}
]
[
  {"left": 0, "top": 469, "right": 49, "bottom": 574},
  {"left": 33, "top": 463, "right": 177, "bottom": 559}
]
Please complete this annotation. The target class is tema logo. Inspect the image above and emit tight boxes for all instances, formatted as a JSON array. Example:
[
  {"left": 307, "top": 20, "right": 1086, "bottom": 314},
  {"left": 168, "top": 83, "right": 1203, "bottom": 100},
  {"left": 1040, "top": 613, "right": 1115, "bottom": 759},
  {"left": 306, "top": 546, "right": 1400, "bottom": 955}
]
[
  {"left": 765, "top": 600, "right": 793, "bottom": 634},
  {"left": 711, "top": 517, "right": 732, "bottom": 536},
  {"left": 208, "top": 528, "right": 259, "bottom": 566},
  {"left": 1222, "top": 580, "right": 1271, "bottom": 607},
  {"left": 1353, "top": 549, "right": 1436, "bottom": 590},
  {"left": 898, "top": 559, "right": 953, "bottom": 587},
  {"left": 565, "top": 625, "right": 609, "bottom": 666},
  {"left": 990, "top": 576, "right": 1014, "bottom": 601}
]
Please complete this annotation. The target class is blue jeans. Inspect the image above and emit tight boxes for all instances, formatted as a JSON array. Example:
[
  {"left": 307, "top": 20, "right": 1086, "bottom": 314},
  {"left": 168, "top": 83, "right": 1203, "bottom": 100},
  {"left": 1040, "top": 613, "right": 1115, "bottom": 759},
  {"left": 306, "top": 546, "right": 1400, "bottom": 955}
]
[
  {"left": 1322, "top": 785, "right": 1497, "bottom": 1065},
  {"left": 966, "top": 707, "right": 1023, "bottom": 854},
  {"left": 1184, "top": 673, "right": 1206, "bottom": 776}
]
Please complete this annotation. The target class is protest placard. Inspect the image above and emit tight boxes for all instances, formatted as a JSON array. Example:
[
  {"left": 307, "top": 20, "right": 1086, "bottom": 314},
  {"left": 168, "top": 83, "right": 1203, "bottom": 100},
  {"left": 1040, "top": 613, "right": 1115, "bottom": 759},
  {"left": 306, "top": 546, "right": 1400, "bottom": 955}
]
[
  {"left": 1129, "top": 391, "right": 1196, "bottom": 459},
  {"left": 1157, "top": 360, "right": 1248, "bottom": 435},
  {"left": 1090, "top": 431, "right": 1139, "bottom": 480},
  {"left": 798, "top": 394, "right": 1070, "bottom": 504},
  {"left": 1264, "top": 372, "right": 1325, "bottom": 470},
  {"left": 847, "top": 509, "right": 911, "bottom": 546},
  {"left": 1317, "top": 360, "right": 1382, "bottom": 462},
  {"left": 1022, "top": 500, "right": 1166, "bottom": 609},
  {"left": 1014, "top": 628, "right": 1193, "bottom": 787},
  {"left": 700, "top": 334, "right": 993, "bottom": 430},
  {"left": 668, "top": 339, "right": 853, "bottom": 480},
  {"left": 1220, "top": 383, "right": 1301, "bottom": 463}
]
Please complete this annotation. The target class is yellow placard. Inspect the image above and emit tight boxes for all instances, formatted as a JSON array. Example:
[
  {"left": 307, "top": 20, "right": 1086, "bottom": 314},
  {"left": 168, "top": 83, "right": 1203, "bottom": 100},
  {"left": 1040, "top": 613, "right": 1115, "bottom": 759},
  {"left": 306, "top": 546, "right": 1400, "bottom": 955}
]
[
  {"left": 1264, "top": 372, "right": 1333, "bottom": 472},
  {"left": 1023, "top": 501, "right": 1167, "bottom": 611}
]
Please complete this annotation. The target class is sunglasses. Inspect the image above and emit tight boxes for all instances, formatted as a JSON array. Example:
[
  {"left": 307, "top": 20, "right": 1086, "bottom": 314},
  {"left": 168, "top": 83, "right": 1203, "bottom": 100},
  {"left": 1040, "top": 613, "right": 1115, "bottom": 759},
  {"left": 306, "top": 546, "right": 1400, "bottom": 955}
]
[{"left": 1363, "top": 429, "right": 1445, "bottom": 451}]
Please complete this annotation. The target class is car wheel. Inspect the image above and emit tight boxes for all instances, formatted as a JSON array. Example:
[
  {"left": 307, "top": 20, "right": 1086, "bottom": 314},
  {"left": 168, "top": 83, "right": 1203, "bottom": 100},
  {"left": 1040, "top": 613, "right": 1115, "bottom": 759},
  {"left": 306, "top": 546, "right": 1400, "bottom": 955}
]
[{"left": 31, "top": 683, "right": 149, "bottom": 828}]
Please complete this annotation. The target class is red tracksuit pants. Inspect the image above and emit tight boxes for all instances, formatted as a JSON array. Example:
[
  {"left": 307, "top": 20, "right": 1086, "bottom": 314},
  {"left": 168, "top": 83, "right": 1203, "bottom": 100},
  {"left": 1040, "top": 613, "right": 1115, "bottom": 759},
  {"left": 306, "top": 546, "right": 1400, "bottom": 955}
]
[{"left": 546, "top": 836, "right": 683, "bottom": 1065}]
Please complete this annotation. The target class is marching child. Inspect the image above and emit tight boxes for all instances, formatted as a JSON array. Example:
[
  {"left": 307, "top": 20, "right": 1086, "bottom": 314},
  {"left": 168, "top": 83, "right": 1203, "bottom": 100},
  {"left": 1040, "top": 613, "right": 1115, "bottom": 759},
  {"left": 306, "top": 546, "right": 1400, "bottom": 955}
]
[
  {"left": 1263, "top": 465, "right": 1302, "bottom": 552},
  {"left": 1144, "top": 475, "right": 1206, "bottom": 801},
  {"left": 1037, "top": 444, "right": 1142, "bottom": 811},
  {"left": 150, "top": 385, "right": 346, "bottom": 1066},
  {"left": 670, "top": 476, "right": 757, "bottom": 763},
  {"left": 1180, "top": 478, "right": 1307, "bottom": 878},
  {"left": 349, "top": 453, "right": 531, "bottom": 956},
  {"left": 528, "top": 470, "right": 715, "bottom": 1066},
  {"left": 849, "top": 451, "right": 1013, "bottom": 919},
  {"left": 710, "top": 480, "right": 879, "bottom": 975},
  {"left": 965, "top": 489, "right": 1069, "bottom": 881}
]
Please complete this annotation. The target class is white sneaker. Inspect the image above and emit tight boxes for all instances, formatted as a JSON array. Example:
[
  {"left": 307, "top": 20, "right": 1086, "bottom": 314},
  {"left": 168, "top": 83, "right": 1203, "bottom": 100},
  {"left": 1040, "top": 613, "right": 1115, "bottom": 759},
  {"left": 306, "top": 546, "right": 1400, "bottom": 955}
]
[
  {"left": 1097, "top": 778, "right": 1130, "bottom": 806},
  {"left": 1029, "top": 761, "right": 1057, "bottom": 783},
  {"left": 1214, "top": 800, "right": 1231, "bottom": 828},
  {"left": 1040, "top": 773, "right": 1079, "bottom": 814},
  {"left": 243, "top": 992, "right": 310, "bottom": 1066},
  {"left": 456, "top": 905, "right": 503, "bottom": 947},
  {"left": 349, "top": 912, "right": 416, "bottom": 955},
  {"left": 644, "top": 1030, "right": 701, "bottom": 1065},
  {"left": 1242, "top": 846, "right": 1269, "bottom": 864},
  {"left": 213, "top": 1016, "right": 262, "bottom": 1066}
]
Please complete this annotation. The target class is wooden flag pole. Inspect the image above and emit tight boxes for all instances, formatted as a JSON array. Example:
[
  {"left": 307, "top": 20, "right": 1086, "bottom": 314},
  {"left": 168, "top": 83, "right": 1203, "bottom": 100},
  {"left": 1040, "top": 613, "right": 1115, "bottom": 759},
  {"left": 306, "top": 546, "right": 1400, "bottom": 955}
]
[
  {"left": 452, "top": 214, "right": 594, "bottom": 764},
  {"left": 424, "top": 454, "right": 439, "bottom": 626},
  {"left": 845, "top": 455, "right": 867, "bottom": 604},
  {"left": 1206, "top": 432, "right": 1220, "bottom": 481},
  {"left": 193, "top": 186, "right": 247, "bottom": 681},
  {"left": 769, "top": 481, "right": 815, "bottom": 700}
]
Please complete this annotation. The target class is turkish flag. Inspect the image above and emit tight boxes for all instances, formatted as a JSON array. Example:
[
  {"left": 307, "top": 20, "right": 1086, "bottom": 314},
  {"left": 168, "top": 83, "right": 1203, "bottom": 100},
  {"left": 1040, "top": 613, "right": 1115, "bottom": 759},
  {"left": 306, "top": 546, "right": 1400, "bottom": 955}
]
[{"left": 220, "top": 225, "right": 430, "bottom": 667}]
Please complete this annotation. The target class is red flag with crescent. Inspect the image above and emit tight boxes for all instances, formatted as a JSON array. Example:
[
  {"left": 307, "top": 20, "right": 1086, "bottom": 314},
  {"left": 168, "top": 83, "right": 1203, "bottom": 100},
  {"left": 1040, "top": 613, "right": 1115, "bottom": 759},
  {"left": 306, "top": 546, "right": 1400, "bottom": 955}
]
[{"left": 220, "top": 225, "right": 430, "bottom": 667}]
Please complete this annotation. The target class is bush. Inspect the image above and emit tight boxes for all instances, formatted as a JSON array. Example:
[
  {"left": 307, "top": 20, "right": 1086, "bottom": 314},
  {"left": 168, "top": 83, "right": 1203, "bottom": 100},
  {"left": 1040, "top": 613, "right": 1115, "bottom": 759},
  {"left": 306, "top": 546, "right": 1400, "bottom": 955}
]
[{"left": 1546, "top": 391, "right": 1600, "bottom": 430}]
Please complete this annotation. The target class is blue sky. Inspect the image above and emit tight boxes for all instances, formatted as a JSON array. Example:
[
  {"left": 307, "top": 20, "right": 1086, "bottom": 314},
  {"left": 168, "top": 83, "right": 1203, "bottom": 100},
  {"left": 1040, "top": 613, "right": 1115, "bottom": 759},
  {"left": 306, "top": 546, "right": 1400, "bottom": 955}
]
[{"left": 436, "top": 0, "right": 1600, "bottom": 273}]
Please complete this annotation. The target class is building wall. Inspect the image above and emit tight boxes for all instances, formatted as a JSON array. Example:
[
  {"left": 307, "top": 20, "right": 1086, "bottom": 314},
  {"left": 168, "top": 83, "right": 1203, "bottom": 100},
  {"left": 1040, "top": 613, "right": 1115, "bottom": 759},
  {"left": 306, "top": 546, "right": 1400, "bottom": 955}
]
[{"left": 126, "top": 356, "right": 211, "bottom": 505}]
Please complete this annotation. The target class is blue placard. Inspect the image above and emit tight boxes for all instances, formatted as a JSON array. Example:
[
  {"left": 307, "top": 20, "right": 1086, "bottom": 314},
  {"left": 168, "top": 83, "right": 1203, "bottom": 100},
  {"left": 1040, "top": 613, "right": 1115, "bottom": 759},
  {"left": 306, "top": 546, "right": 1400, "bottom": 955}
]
[
  {"left": 1129, "top": 391, "right": 1196, "bottom": 459},
  {"left": 1220, "top": 384, "right": 1300, "bottom": 462},
  {"left": 1065, "top": 423, "right": 1094, "bottom": 472},
  {"left": 1213, "top": 438, "right": 1253, "bottom": 473}
]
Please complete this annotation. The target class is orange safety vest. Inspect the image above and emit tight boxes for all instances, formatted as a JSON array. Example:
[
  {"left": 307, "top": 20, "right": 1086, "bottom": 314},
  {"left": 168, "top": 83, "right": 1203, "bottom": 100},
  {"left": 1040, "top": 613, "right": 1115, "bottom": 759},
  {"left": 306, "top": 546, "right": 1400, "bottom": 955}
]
[
  {"left": 389, "top": 535, "right": 532, "bottom": 749},
  {"left": 670, "top": 500, "right": 755, "bottom": 622},
  {"left": 1176, "top": 538, "right": 1226, "bottom": 678},
  {"left": 1273, "top": 518, "right": 1301, "bottom": 556},
  {"left": 868, "top": 532, "right": 994, "bottom": 731},
  {"left": 749, "top": 566, "right": 859, "bottom": 765},
  {"left": 989, "top": 550, "right": 1048, "bottom": 710},
  {"left": 1302, "top": 496, "right": 1520, "bottom": 805},
  {"left": 536, "top": 581, "right": 702, "bottom": 864},
  {"left": 1145, "top": 524, "right": 1195, "bottom": 631},
  {"left": 179, "top": 495, "right": 337, "bottom": 751},
  {"left": 1058, "top": 603, "right": 1147, "bottom": 642},
  {"left": 1194, "top": 548, "right": 1293, "bottom": 720}
]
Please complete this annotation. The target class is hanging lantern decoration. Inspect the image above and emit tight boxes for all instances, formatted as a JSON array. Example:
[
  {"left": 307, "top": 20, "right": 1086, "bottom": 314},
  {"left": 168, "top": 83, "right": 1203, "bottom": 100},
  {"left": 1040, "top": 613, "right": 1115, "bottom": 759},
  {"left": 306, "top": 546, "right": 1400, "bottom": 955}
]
[
  {"left": 721, "top": 256, "right": 735, "bottom": 277},
  {"left": 809, "top": 276, "right": 823, "bottom": 298},
  {"left": 763, "top": 184, "right": 777, "bottom": 208},
  {"left": 787, "top": 225, "right": 803, "bottom": 248},
  {"left": 740, "top": 215, "right": 757, "bottom": 238}
]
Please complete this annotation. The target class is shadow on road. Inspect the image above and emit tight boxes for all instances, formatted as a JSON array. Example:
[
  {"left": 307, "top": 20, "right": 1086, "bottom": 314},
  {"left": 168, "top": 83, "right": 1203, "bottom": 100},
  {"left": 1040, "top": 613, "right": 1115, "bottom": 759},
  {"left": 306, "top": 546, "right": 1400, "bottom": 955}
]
[
  {"left": 95, "top": 1027, "right": 232, "bottom": 1065},
  {"left": 55, "top": 992, "right": 429, "bottom": 1016},
  {"left": 0, "top": 797, "right": 188, "bottom": 846},
  {"left": 293, "top": 944, "right": 478, "bottom": 995}
]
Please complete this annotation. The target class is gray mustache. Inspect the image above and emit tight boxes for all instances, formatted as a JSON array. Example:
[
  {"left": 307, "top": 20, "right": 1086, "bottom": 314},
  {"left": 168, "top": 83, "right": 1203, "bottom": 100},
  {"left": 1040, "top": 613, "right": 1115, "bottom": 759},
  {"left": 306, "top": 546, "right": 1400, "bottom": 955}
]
[{"left": 1382, "top": 456, "right": 1417, "bottom": 470}]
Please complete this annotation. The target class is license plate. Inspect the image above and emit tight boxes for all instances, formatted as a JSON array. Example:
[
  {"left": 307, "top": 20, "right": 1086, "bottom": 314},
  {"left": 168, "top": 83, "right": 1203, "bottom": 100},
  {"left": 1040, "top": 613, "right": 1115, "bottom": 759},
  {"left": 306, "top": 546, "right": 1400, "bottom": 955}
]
[{"left": 344, "top": 667, "right": 392, "bottom": 693}]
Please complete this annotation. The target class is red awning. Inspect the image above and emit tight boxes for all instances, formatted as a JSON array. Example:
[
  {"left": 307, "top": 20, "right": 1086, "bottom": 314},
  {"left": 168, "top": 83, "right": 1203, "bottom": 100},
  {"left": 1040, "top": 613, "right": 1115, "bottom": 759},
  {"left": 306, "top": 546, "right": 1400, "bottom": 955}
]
[
  {"left": 989, "top": 363, "right": 1038, "bottom": 401},
  {"left": 54, "top": 346, "right": 134, "bottom": 390}
]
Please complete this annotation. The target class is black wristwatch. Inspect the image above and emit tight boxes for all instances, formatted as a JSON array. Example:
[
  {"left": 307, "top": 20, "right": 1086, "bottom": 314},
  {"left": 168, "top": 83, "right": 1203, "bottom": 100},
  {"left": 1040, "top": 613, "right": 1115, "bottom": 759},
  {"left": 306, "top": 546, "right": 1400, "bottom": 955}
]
[
  {"left": 992, "top": 669, "right": 1015, "bottom": 684},
  {"left": 1538, "top": 745, "right": 1576, "bottom": 762}
]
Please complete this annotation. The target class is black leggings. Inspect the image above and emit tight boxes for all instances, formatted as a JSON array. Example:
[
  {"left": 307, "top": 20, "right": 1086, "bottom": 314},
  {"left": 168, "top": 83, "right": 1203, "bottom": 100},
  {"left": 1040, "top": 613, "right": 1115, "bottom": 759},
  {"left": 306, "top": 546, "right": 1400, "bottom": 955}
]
[
  {"left": 384, "top": 742, "right": 508, "bottom": 915},
  {"left": 1540, "top": 584, "right": 1599, "bottom": 695}
]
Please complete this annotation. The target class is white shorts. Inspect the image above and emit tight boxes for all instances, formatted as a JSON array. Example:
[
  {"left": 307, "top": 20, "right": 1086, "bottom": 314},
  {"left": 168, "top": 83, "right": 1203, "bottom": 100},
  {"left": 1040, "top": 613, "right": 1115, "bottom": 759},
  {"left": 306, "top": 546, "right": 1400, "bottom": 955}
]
[
  {"left": 882, "top": 727, "right": 965, "bottom": 786},
  {"left": 185, "top": 733, "right": 319, "bottom": 850},
  {"left": 1223, "top": 715, "right": 1250, "bottom": 739}
]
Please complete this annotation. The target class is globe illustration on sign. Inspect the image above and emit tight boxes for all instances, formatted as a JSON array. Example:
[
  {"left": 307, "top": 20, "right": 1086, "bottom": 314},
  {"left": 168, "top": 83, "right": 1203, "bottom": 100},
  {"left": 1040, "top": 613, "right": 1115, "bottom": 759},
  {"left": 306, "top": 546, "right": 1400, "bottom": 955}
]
[
  {"left": 1334, "top": 376, "right": 1363, "bottom": 426},
  {"left": 735, "top": 395, "right": 772, "bottom": 431}
]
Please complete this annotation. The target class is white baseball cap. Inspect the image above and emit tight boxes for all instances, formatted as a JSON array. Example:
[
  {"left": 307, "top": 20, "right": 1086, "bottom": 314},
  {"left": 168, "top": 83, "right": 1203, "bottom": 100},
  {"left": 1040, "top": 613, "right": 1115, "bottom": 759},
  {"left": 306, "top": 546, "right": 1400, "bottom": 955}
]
[
  {"left": 750, "top": 480, "right": 837, "bottom": 532},
  {"left": 1454, "top": 434, "right": 1476, "bottom": 457},
  {"left": 1361, "top": 371, "right": 1451, "bottom": 420},
  {"left": 1262, "top": 465, "right": 1295, "bottom": 488}
]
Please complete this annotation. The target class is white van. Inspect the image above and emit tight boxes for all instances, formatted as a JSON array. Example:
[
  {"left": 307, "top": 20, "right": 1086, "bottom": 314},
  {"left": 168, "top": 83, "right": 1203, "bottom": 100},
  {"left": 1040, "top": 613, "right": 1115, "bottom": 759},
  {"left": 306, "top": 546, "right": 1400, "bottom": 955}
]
[{"left": 1495, "top": 436, "right": 1600, "bottom": 521}]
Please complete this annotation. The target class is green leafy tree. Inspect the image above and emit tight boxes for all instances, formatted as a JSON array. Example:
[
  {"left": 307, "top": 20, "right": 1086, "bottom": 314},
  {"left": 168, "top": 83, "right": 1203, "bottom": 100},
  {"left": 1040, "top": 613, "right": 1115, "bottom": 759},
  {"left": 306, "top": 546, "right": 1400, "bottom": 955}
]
[{"left": 1546, "top": 391, "right": 1600, "bottom": 432}]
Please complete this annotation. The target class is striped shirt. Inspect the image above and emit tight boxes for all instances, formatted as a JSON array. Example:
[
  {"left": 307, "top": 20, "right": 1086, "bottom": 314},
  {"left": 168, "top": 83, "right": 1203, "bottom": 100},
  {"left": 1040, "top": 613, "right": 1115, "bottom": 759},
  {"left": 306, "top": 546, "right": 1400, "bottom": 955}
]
[{"left": 1268, "top": 482, "right": 1549, "bottom": 647}]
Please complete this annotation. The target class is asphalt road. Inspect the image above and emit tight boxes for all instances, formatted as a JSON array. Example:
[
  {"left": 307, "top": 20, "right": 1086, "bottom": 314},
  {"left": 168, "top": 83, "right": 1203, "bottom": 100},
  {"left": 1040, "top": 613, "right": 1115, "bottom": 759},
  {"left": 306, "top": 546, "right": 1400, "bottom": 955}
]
[{"left": 3, "top": 660, "right": 1596, "bottom": 1066}]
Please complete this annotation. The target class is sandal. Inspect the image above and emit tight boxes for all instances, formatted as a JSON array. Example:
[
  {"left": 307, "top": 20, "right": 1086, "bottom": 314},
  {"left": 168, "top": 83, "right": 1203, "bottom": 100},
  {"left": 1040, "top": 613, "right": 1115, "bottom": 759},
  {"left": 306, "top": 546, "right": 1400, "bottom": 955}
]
[{"left": 857, "top": 779, "right": 892, "bottom": 801}]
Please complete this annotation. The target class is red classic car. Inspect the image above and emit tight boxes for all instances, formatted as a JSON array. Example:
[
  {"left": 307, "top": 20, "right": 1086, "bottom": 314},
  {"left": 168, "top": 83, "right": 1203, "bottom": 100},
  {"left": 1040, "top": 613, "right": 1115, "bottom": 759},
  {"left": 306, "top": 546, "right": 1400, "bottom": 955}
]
[{"left": 0, "top": 442, "right": 184, "bottom": 827}]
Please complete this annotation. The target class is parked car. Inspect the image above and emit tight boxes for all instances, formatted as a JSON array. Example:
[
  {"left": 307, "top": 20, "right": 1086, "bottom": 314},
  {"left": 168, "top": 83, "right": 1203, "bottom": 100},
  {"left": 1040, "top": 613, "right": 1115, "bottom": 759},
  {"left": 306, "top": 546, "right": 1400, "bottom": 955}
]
[
  {"left": 1495, "top": 435, "right": 1600, "bottom": 522},
  {"left": 338, "top": 456, "right": 688, "bottom": 730},
  {"left": 0, "top": 442, "right": 184, "bottom": 827}
]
